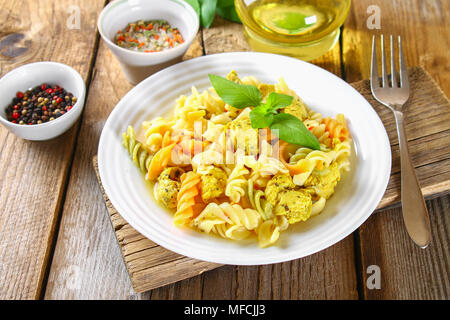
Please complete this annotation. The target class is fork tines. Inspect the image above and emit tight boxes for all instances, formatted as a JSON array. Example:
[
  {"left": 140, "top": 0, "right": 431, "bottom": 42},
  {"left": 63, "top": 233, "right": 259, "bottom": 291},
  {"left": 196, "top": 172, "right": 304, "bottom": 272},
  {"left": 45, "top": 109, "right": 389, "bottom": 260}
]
[{"left": 371, "top": 35, "right": 409, "bottom": 90}]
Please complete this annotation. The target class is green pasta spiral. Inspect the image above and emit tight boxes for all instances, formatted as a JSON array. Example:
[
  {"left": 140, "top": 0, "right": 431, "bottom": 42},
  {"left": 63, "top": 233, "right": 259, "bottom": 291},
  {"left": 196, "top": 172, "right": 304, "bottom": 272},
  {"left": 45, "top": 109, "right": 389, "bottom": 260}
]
[{"left": 122, "top": 126, "right": 153, "bottom": 173}]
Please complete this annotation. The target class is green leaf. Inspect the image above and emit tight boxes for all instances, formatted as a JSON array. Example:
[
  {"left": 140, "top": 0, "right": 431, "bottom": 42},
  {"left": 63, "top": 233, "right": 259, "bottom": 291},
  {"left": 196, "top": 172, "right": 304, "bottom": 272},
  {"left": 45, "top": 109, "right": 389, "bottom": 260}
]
[
  {"left": 184, "top": 0, "right": 201, "bottom": 18},
  {"left": 217, "top": 0, "right": 234, "bottom": 6},
  {"left": 265, "top": 92, "right": 293, "bottom": 113},
  {"left": 209, "top": 74, "right": 262, "bottom": 109},
  {"left": 216, "top": 0, "right": 241, "bottom": 23},
  {"left": 250, "top": 107, "right": 274, "bottom": 129},
  {"left": 270, "top": 113, "right": 320, "bottom": 150},
  {"left": 199, "top": 0, "right": 217, "bottom": 28},
  {"left": 216, "top": 6, "right": 241, "bottom": 23}
]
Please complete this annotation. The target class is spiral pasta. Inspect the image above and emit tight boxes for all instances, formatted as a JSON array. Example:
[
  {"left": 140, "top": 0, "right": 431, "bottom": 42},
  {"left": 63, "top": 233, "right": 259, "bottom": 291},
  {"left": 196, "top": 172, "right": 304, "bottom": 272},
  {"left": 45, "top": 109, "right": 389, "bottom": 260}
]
[
  {"left": 142, "top": 117, "right": 175, "bottom": 153},
  {"left": 199, "top": 88, "right": 226, "bottom": 115},
  {"left": 244, "top": 154, "right": 288, "bottom": 188},
  {"left": 225, "top": 163, "right": 249, "bottom": 203},
  {"left": 147, "top": 142, "right": 176, "bottom": 181},
  {"left": 193, "top": 202, "right": 261, "bottom": 240},
  {"left": 256, "top": 220, "right": 280, "bottom": 248},
  {"left": 174, "top": 171, "right": 201, "bottom": 226},
  {"left": 322, "top": 114, "right": 349, "bottom": 142},
  {"left": 122, "top": 70, "right": 352, "bottom": 248},
  {"left": 247, "top": 179, "right": 273, "bottom": 220},
  {"left": 122, "top": 126, "right": 153, "bottom": 173},
  {"left": 333, "top": 139, "right": 352, "bottom": 172},
  {"left": 173, "top": 89, "right": 207, "bottom": 130}
]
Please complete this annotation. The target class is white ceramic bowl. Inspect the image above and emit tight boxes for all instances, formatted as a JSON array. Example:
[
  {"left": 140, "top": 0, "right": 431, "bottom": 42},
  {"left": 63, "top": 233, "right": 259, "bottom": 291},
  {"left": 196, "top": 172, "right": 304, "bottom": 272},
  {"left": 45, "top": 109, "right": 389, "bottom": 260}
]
[
  {"left": 98, "top": 52, "right": 392, "bottom": 265},
  {"left": 0, "top": 62, "right": 86, "bottom": 141},
  {"left": 98, "top": 0, "right": 199, "bottom": 84}
]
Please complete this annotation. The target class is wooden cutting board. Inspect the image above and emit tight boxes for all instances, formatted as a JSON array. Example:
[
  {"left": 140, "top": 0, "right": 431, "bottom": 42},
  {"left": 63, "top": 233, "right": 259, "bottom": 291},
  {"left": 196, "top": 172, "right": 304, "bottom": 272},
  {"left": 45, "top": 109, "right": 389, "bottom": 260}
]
[{"left": 93, "top": 66, "right": 450, "bottom": 293}]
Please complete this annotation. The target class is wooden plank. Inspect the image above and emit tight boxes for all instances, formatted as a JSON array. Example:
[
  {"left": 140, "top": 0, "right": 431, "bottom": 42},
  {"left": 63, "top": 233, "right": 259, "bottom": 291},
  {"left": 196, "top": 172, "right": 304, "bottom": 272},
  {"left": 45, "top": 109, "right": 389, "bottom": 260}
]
[
  {"left": 0, "top": 0, "right": 104, "bottom": 300},
  {"left": 359, "top": 195, "right": 449, "bottom": 299},
  {"left": 43, "top": 31, "right": 204, "bottom": 299},
  {"left": 349, "top": 67, "right": 450, "bottom": 210},
  {"left": 343, "top": 0, "right": 450, "bottom": 299},
  {"left": 343, "top": 0, "right": 450, "bottom": 94}
]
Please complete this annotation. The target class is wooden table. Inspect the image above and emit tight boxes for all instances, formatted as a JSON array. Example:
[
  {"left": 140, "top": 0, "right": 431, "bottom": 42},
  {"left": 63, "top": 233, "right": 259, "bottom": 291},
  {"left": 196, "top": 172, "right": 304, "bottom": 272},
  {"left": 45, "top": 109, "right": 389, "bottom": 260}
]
[{"left": 0, "top": 0, "right": 448, "bottom": 300}]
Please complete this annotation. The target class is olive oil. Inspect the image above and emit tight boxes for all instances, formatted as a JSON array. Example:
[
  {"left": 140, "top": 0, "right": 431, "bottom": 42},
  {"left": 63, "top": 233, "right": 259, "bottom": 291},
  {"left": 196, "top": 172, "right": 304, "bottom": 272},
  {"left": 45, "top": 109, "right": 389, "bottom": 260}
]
[
  {"left": 234, "top": 0, "right": 351, "bottom": 61},
  {"left": 250, "top": 2, "right": 333, "bottom": 36}
]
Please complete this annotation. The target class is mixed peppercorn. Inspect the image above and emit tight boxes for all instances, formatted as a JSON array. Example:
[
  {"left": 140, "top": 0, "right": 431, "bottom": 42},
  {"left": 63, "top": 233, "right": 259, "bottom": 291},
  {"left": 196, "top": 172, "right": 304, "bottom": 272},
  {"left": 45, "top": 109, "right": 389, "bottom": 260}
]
[
  {"left": 5, "top": 84, "right": 77, "bottom": 125},
  {"left": 113, "top": 19, "right": 184, "bottom": 53}
]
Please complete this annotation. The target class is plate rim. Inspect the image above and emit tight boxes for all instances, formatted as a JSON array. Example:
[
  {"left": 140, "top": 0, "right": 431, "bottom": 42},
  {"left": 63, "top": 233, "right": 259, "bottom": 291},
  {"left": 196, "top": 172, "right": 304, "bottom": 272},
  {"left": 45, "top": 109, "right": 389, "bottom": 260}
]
[{"left": 98, "top": 51, "right": 392, "bottom": 265}]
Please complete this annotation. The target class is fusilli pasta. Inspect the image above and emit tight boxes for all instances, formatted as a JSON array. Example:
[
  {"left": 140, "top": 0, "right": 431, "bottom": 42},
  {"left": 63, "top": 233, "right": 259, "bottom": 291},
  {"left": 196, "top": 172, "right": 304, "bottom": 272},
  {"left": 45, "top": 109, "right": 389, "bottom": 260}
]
[
  {"left": 122, "top": 70, "right": 352, "bottom": 248},
  {"left": 225, "top": 163, "right": 249, "bottom": 203},
  {"left": 122, "top": 126, "right": 153, "bottom": 173},
  {"left": 193, "top": 202, "right": 261, "bottom": 241},
  {"left": 174, "top": 171, "right": 201, "bottom": 226}
]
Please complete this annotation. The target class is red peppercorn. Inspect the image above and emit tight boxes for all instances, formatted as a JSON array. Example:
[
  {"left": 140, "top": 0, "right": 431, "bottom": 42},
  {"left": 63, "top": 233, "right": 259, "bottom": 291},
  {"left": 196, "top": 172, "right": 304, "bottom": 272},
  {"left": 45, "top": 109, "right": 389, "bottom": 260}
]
[
  {"left": 12, "top": 120, "right": 17, "bottom": 123},
  {"left": 46, "top": 88, "right": 53, "bottom": 94},
  {"left": 66, "top": 106, "right": 72, "bottom": 111},
  {"left": 56, "top": 97, "right": 63, "bottom": 104},
  {"left": 13, "top": 105, "right": 19, "bottom": 110},
  {"left": 41, "top": 84, "right": 47, "bottom": 90},
  {"left": 16, "top": 91, "right": 24, "bottom": 99},
  {"left": 42, "top": 106, "right": 47, "bottom": 111},
  {"left": 28, "top": 122, "right": 32, "bottom": 125},
  {"left": 12, "top": 112, "right": 19, "bottom": 119}
]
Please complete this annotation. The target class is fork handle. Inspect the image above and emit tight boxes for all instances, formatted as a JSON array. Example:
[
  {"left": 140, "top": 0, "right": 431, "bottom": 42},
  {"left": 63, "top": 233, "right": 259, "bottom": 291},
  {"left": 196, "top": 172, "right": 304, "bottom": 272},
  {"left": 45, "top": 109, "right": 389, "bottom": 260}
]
[{"left": 393, "top": 110, "right": 432, "bottom": 248}]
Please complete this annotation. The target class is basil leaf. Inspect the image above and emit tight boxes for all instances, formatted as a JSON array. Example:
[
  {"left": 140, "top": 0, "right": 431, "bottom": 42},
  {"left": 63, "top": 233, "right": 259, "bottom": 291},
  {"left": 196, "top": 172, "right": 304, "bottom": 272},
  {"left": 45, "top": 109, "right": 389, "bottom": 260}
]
[
  {"left": 199, "top": 0, "right": 217, "bottom": 28},
  {"left": 270, "top": 113, "right": 320, "bottom": 150},
  {"left": 209, "top": 74, "right": 262, "bottom": 109},
  {"left": 217, "top": 0, "right": 234, "bottom": 6},
  {"left": 266, "top": 92, "right": 293, "bottom": 113},
  {"left": 216, "top": 0, "right": 241, "bottom": 23},
  {"left": 184, "top": 0, "right": 200, "bottom": 18},
  {"left": 250, "top": 107, "right": 274, "bottom": 129}
]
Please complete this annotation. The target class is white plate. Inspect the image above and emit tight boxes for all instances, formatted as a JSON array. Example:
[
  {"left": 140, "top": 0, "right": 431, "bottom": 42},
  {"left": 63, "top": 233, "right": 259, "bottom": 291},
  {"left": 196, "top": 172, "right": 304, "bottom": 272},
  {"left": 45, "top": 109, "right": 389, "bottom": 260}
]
[{"left": 98, "top": 52, "right": 391, "bottom": 265}]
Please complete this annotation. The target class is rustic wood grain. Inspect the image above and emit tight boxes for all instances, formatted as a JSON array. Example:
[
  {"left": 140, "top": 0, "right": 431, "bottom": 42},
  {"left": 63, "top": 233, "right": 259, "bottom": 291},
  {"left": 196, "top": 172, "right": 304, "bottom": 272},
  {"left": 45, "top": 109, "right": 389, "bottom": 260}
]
[
  {"left": 343, "top": 0, "right": 450, "bottom": 93},
  {"left": 0, "top": 0, "right": 104, "bottom": 300},
  {"left": 349, "top": 67, "right": 450, "bottom": 210},
  {"left": 359, "top": 195, "right": 449, "bottom": 299},
  {"left": 343, "top": 0, "right": 450, "bottom": 299},
  {"left": 43, "top": 31, "right": 204, "bottom": 299},
  {"left": 38, "top": 4, "right": 449, "bottom": 299}
]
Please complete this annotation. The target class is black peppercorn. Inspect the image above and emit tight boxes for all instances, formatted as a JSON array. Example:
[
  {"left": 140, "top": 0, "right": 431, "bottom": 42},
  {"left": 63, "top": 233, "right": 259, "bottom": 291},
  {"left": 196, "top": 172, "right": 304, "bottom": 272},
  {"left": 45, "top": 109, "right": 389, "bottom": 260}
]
[{"left": 4, "top": 84, "right": 77, "bottom": 125}]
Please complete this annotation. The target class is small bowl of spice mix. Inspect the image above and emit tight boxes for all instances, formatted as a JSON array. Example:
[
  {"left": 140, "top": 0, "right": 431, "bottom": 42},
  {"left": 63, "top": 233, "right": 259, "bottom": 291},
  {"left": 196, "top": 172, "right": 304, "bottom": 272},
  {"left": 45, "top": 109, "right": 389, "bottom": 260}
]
[
  {"left": 113, "top": 19, "right": 185, "bottom": 53},
  {"left": 98, "top": 0, "right": 199, "bottom": 84},
  {"left": 0, "top": 62, "right": 86, "bottom": 141}
]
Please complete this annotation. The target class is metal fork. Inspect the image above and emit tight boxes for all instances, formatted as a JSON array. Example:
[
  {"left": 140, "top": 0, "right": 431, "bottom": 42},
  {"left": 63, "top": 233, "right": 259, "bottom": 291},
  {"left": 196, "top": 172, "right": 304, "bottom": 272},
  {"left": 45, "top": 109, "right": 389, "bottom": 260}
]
[{"left": 370, "top": 35, "right": 432, "bottom": 248}]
